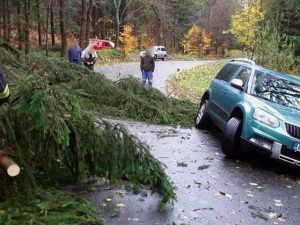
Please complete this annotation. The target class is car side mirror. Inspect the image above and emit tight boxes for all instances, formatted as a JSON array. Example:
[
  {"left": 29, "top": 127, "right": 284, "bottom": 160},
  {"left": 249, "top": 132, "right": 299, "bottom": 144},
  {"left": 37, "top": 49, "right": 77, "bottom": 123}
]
[{"left": 230, "top": 79, "right": 244, "bottom": 90}]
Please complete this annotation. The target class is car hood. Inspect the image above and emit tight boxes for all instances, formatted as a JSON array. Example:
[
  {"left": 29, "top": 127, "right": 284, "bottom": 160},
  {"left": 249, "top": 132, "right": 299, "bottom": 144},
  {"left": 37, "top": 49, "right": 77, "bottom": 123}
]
[{"left": 245, "top": 94, "right": 300, "bottom": 125}]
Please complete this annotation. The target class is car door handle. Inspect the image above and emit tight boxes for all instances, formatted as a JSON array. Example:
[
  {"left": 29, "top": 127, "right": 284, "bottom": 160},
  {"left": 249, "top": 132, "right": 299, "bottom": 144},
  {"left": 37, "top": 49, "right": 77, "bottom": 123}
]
[
  {"left": 213, "top": 85, "right": 217, "bottom": 88},
  {"left": 222, "top": 90, "right": 226, "bottom": 94}
]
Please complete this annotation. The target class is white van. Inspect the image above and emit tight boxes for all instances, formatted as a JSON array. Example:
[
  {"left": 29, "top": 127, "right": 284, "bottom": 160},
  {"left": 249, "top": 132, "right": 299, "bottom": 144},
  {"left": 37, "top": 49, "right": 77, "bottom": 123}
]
[{"left": 140, "top": 46, "right": 167, "bottom": 61}]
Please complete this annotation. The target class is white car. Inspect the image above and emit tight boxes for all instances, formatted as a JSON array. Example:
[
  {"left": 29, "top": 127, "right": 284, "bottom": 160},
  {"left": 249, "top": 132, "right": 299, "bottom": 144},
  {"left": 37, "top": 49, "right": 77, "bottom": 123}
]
[{"left": 140, "top": 46, "right": 167, "bottom": 61}]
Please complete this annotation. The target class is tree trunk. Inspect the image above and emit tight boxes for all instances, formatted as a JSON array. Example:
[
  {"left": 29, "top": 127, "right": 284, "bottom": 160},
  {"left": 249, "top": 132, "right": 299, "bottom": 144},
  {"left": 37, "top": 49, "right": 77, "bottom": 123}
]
[
  {"left": 46, "top": 0, "right": 51, "bottom": 56},
  {"left": 85, "top": 0, "right": 93, "bottom": 47},
  {"left": 50, "top": 0, "right": 55, "bottom": 47},
  {"left": 17, "top": 1, "right": 22, "bottom": 50},
  {"left": 36, "top": 0, "right": 42, "bottom": 47},
  {"left": 2, "top": 0, "right": 7, "bottom": 41},
  {"left": 6, "top": 0, "right": 11, "bottom": 43},
  {"left": 0, "top": 156, "right": 20, "bottom": 177},
  {"left": 24, "top": 0, "right": 31, "bottom": 55},
  {"left": 59, "top": 0, "right": 67, "bottom": 57},
  {"left": 79, "top": 0, "right": 87, "bottom": 47}
]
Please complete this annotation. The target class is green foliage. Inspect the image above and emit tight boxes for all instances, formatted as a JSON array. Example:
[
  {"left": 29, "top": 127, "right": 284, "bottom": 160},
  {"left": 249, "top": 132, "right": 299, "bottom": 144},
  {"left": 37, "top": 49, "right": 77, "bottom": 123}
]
[
  {"left": 0, "top": 41, "right": 179, "bottom": 211},
  {"left": 95, "top": 49, "right": 128, "bottom": 67},
  {"left": 0, "top": 189, "right": 103, "bottom": 225},
  {"left": 168, "top": 63, "right": 225, "bottom": 103},
  {"left": 254, "top": 24, "right": 300, "bottom": 75}
]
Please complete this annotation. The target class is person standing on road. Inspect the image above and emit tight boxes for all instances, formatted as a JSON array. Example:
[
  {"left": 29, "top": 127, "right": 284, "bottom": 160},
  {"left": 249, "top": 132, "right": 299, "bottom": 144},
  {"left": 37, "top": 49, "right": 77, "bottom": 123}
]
[
  {"left": 140, "top": 49, "right": 155, "bottom": 86},
  {"left": 82, "top": 44, "right": 98, "bottom": 71},
  {"left": 68, "top": 41, "right": 82, "bottom": 65}
]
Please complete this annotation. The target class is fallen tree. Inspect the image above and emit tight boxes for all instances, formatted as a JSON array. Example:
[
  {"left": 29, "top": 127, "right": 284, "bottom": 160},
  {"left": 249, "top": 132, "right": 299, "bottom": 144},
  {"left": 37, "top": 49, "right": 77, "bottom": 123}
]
[{"left": 0, "top": 40, "right": 197, "bottom": 212}]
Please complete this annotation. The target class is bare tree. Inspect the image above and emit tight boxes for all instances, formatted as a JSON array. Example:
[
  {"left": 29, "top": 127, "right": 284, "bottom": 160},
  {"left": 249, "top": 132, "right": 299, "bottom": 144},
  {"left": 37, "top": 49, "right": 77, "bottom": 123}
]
[
  {"left": 24, "top": 0, "right": 31, "bottom": 54},
  {"left": 36, "top": 0, "right": 42, "bottom": 47},
  {"left": 79, "top": 0, "right": 87, "bottom": 47},
  {"left": 50, "top": 0, "right": 55, "bottom": 47},
  {"left": 59, "top": 0, "right": 67, "bottom": 57},
  {"left": 17, "top": 0, "right": 22, "bottom": 49},
  {"left": 85, "top": 0, "right": 94, "bottom": 47}
]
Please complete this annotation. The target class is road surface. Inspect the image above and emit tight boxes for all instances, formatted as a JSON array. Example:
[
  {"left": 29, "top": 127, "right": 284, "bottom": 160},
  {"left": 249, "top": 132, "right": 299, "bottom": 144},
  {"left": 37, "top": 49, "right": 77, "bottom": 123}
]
[
  {"left": 87, "top": 61, "right": 300, "bottom": 225},
  {"left": 95, "top": 60, "right": 213, "bottom": 94}
]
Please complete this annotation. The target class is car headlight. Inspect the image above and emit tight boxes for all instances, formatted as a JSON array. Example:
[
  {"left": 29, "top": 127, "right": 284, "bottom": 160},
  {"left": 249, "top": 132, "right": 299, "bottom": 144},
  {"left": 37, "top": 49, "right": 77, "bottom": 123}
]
[{"left": 253, "top": 108, "right": 279, "bottom": 128}]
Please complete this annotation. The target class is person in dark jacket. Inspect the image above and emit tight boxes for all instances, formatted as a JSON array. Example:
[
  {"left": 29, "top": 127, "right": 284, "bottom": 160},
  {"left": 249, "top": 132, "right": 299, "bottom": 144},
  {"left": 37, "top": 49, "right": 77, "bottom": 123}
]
[
  {"left": 81, "top": 44, "right": 98, "bottom": 71},
  {"left": 0, "top": 68, "right": 9, "bottom": 105},
  {"left": 68, "top": 41, "right": 82, "bottom": 65},
  {"left": 140, "top": 49, "right": 155, "bottom": 86}
]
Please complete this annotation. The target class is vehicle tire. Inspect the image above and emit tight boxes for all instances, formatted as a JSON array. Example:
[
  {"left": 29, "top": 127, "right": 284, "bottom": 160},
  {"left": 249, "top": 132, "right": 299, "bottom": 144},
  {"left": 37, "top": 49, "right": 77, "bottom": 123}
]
[
  {"left": 154, "top": 54, "right": 157, "bottom": 60},
  {"left": 195, "top": 100, "right": 210, "bottom": 129},
  {"left": 221, "top": 117, "right": 242, "bottom": 158},
  {"left": 163, "top": 55, "right": 167, "bottom": 61}
]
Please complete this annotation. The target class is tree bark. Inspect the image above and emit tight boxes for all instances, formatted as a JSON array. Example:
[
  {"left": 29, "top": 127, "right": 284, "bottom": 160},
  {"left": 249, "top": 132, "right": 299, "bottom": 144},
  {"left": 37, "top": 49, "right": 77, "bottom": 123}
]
[
  {"left": 79, "top": 0, "right": 87, "bottom": 47},
  {"left": 113, "top": 0, "right": 121, "bottom": 48},
  {"left": 36, "top": 0, "right": 42, "bottom": 47},
  {"left": 17, "top": 1, "right": 22, "bottom": 50},
  {"left": 2, "top": 0, "right": 7, "bottom": 41},
  {"left": 46, "top": 0, "right": 51, "bottom": 56},
  {"left": 0, "top": 156, "right": 20, "bottom": 177},
  {"left": 59, "top": 0, "right": 67, "bottom": 57},
  {"left": 6, "top": 0, "right": 11, "bottom": 43},
  {"left": 85, "top": 0, "right": 93, "bottom": 47},
  {"left": 50, "top": 0, "right": 55, "bottom": 47},
  {"left": 24, "top": 0, "right": 31, "bottom": 55}
]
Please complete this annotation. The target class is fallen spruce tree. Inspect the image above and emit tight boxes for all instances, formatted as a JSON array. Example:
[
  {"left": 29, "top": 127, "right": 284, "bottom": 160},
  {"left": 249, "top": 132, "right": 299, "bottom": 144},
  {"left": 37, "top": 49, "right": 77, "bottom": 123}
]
[{"left": 0, "top": 41, "right": 196, "bottom": 220}]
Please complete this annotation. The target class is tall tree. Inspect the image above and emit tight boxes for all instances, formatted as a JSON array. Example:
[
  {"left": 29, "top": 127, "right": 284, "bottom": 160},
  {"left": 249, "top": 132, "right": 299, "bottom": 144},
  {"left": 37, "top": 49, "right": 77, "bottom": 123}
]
[
  {"left": 24, "top": 0, "right": 31, "bottom": 54},
  {"left": 6, "top": 0, "right": 11, "bottom": 43},
  {"left": 50, "top": 0, "right": 55, "bottom": 47},
  {"left": 80, "top": 0, "right": 87, "bottom": 47},
  {"left": 36, "top": 0, "right": 42, "bottom": 47},
  {"left": 2, "top": 0, "right": 7, "bottom": 41},
  {"left": 17, "top": 0, "right": 22, "bottom": 50},
  {"left": 85, "top": 0, "right": 93, "bottom": 47},
  {"left": 59, "top": 0, "right": 67, "bottom": 57}
]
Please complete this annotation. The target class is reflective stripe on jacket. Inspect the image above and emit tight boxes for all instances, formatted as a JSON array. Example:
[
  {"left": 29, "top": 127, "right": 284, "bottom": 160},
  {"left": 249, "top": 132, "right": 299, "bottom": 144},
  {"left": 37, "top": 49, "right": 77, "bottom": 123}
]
[{"left": 0, "top": 84, "right": 9, "bottom": 99}]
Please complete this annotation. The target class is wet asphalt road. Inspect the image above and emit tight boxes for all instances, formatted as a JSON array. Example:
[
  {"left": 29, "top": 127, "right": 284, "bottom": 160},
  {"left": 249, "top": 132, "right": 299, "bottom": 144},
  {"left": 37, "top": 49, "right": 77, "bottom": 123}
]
[
  {"left": 88, "top": 62, "right": 300, "bottom": 225},
  {"left": 95, "top": 60, "right": 212, "bottom": 94},
  {"left": 86, "top": 120, "right": 300, "bottom": 225}
]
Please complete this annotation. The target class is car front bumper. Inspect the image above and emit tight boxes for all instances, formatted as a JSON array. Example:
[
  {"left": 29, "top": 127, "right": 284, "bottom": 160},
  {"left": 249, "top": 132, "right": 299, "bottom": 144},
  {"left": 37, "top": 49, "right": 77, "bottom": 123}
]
[{"left": 241, "top": 119, "right": 300, "bottom": 167}]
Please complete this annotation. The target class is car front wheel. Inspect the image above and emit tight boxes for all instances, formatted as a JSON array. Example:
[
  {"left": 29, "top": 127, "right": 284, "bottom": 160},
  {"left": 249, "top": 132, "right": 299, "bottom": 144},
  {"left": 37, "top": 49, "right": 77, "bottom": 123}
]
[
  {"left": 154, "top": 54, "right": 157, "bottom": 60},
  {"left": 221, "top": 117, "right": 242, "bottom": 158},
  {"left": 195, "top": 100, "right": 210, "bottom": 129}
]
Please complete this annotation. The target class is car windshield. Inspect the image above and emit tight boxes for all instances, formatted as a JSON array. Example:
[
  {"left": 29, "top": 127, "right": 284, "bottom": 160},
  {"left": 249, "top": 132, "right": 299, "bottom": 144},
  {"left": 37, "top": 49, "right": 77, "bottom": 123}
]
[{"left": 250, "top": 71, "right": 300, "bottom": 111}]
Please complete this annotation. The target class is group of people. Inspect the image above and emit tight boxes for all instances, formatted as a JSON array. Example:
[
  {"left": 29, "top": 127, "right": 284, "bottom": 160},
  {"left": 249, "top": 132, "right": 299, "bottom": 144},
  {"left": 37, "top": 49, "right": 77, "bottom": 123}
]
[
  {"left": 69, "top": 41, "right": 155, "bottom": 87},
  {"left": 68, "top": 41, "right": 98, "bottom": 71}
]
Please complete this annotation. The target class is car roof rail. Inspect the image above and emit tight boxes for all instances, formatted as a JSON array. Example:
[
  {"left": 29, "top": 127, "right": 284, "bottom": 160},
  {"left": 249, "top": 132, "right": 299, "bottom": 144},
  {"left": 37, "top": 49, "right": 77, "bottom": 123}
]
[{"left": 231, "top": 58, "right": 256, "bottom": 67}]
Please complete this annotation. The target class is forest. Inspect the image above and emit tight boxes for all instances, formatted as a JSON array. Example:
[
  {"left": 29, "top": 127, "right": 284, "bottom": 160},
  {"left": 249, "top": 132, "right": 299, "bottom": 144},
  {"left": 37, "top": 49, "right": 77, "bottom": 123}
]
[{"left": 0, "top": 0, "right": 299, "bottom": 58}]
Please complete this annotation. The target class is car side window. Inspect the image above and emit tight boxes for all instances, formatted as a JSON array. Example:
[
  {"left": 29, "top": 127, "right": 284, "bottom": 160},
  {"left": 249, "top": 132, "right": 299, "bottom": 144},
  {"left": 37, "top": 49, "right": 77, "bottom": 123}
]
[
  {"left": 104, "top": 42, "right": 111, "bottom": 47},
  {"left": 234, "top": 67, "right": 251, "bottom": 85},
  {"left": 161, "top": 48, "right": 166, "bottom": 51},
  {"left": 216, "top": 64, "right": 240, "bottom": 82}
]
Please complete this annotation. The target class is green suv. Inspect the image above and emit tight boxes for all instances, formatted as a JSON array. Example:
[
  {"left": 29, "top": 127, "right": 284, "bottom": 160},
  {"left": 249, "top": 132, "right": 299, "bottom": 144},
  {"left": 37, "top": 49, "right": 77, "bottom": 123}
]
[{"left": 195, "top": 59, "right": 300, "bottom": 167}]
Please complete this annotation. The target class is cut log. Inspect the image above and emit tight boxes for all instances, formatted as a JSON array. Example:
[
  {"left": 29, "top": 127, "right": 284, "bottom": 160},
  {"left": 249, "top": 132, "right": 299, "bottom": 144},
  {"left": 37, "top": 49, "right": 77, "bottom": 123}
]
[{"left": 0, "top": 156, "right": 20, "bottom": 177}]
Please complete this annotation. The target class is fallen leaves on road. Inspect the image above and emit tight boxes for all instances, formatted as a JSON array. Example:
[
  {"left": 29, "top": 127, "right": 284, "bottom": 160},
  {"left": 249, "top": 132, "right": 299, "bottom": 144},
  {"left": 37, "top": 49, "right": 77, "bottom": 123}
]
[
  {"left": 116, "top": 203, "right": 126, "bottom": 207},
  {"left": 106, "top": 198, "right": 112, "bottom": 202},
  {"left": 198, "top": 164, "right": 210, "bottom": 170},
  {"left": 249, "top": 183, "right": 258, "bottom": 186},
  {"left": 177, "top": 162, "right": 188, "bottom": 167}
]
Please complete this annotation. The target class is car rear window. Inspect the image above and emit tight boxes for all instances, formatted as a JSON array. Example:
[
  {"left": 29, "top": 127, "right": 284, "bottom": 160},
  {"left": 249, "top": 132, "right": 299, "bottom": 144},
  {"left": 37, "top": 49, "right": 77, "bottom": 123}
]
[
  {"left": 161, "top": 48, "right": 166, "bottom": 51},
  {"left": 216, "top": 64, "right": 240, "bottom": 82}
]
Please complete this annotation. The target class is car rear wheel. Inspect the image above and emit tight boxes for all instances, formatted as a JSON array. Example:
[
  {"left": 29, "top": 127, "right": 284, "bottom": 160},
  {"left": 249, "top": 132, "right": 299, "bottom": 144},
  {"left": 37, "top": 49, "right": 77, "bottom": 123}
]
[
  {"left": 163, "top": 55, "right": 167, "bottom": 61},
  {"left": 195, "top": 100, "right": 210, "bottom": 129},
  {"left": 221, "top": 117, "right": 242, "bottom": 158}
]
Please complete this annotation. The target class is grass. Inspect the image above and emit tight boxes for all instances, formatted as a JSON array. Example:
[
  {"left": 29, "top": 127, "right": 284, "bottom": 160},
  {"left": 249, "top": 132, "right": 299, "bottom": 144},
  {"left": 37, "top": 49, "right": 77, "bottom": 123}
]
[
  {"left": 95, "top": 49, "right": 129, "bottom": 67},
  {"left": 167, "top": 62, "right": 225, "bottom": 103}
]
